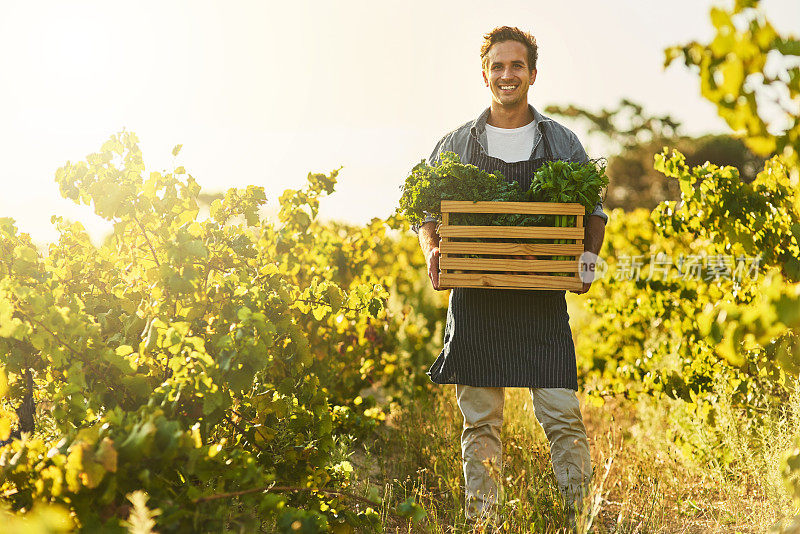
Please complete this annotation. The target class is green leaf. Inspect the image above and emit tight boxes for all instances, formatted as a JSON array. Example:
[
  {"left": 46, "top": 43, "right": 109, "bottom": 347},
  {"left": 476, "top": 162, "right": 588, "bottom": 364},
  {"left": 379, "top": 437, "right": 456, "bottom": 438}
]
[
  {"left": 776, "top": 38, "right": 800, "bottom": 56},
  {"left": 396, "top": 498, "right": 426, "bottom": 522}
]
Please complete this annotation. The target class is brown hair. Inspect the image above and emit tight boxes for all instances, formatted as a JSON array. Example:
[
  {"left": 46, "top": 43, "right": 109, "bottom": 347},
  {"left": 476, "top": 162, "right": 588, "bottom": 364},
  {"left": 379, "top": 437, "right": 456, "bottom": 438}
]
[{"left": 480, "top": 26, "right": 538, "bottom": 72}]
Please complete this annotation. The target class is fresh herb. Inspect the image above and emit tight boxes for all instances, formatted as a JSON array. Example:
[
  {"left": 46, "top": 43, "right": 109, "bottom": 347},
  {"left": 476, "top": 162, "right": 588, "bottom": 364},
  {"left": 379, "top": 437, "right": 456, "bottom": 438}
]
[
  {"left": 397, "top": 152, "right": 522, "bottom": 227},
  {"left": 526, "top": 159, "right": 610, "bottom": 260},
  {"left": 397, "top": 152, "right": 608, "bottom": 228}
]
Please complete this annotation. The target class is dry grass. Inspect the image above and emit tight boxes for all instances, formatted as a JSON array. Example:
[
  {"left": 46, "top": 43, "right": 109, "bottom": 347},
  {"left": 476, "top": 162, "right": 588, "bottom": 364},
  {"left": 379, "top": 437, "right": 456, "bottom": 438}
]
[
  {"left": 348, "top": 382, "right": 798, "bottom": 533},
  {"left": 344, "top": 290, "right": 798, "bottom": 532}
]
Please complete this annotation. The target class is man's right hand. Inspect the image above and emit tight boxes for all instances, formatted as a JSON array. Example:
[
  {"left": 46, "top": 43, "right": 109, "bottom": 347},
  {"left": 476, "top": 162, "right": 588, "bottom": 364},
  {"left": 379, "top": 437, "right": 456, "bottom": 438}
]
[{"left": 427, "top": 247, "right": 442, "bottom": 290}]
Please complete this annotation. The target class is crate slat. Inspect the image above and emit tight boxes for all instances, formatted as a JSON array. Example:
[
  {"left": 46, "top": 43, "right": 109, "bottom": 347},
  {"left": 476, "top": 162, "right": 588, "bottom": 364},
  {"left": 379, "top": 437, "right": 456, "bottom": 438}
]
[
  {"left": 439, "top": 272, "right": 584, "bottom": 291},
  {"left": 575, "top": 215, "right": 584, "bottom": 286},
  {"left": 440, "top": 212, "right": 451, "bottom": 276},
  {"left": 440, "top": 257, "right": 578, "bottom": 272},
  {"left": 440, "top": 226, "right": 584, "bottom": 239},
  {"left": 437, "top": 201, "right": 587, "bottom": 291},
  {"left": 441, "top": 200, "right": 584, "bottom": 215},
  {"left": 439, "top": 242, "right": 583, "bottom": 256}
]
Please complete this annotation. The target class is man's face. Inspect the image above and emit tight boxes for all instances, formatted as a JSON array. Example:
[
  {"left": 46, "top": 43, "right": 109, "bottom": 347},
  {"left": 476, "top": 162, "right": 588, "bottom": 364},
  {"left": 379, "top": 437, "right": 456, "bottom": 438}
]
[{"left": 482, "top": 40, "right": 536, "bottom": 108}]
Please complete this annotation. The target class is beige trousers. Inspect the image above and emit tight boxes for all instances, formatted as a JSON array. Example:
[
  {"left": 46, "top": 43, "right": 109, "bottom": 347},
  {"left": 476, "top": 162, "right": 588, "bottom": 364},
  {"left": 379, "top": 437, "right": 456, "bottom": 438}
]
[{"left": 456, "top": 385, "right": 592, "bottom": 520}]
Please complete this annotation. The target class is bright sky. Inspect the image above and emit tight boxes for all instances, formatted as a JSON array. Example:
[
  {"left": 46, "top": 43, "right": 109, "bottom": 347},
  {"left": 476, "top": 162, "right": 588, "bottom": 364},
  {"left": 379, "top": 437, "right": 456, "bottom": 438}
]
[{"left": 1, "top": 0, "right": 799, "bottom": 244}]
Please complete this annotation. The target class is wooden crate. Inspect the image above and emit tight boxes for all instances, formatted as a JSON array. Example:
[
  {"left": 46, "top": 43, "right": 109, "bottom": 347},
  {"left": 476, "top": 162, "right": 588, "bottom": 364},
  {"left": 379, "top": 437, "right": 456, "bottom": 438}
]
[{"left": 438, "top": 200, "right": 585, "bottom": 291}]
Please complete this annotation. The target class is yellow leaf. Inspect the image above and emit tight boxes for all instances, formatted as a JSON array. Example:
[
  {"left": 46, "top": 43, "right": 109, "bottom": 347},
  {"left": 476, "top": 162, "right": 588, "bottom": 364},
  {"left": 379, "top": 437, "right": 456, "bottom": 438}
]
[
  {"left": 720, "top": 58, "right": 744, "bottom": 94},
  {"left": 312, "top": 305, "right": 328, "bottom": 321},
  {"left": 710, "top": 7, "right": 732, "bottom": 30},
  {"left": 115, "top": 345, "right": 134, "bottom": 357},
  {"left": 95, "top": 438, "right": 118, "bottom": 473},
  {"left": 80, "top": 461, "right": 106, "bottom": 489},
  {"left": 66, "top": 443, "right": 90, "bottom": 492},
  {"left": 0, "top": 414, "right": 10, "bottom": 441},
  {"left": 745, "top": 135, "right": 777, "bottom": 156},
  {"left": 587, "top": 395, "right": 605, "bottom": 408}
]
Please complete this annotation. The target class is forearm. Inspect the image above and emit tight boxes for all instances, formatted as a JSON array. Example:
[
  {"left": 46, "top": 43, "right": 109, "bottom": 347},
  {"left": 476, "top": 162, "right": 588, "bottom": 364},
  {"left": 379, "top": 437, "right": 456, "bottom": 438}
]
[
  {"left": 418, "top": 221, "right": 440, "bottom": 258},
  {"left": 584, "top": 215, "right": 606, "bottom": 256}
]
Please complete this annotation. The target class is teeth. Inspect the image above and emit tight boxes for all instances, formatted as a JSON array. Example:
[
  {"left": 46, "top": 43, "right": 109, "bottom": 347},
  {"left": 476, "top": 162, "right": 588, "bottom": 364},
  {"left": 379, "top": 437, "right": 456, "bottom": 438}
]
[{"left": 500, "top": 85, "right": 517, "bottom": 90}]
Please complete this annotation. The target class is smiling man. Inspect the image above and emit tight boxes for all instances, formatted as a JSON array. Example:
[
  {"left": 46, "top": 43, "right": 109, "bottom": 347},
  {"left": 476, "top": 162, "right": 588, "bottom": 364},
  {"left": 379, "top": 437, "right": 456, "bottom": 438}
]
[{"left": 413, "top": 26, "right": 608, "bottom": 526}]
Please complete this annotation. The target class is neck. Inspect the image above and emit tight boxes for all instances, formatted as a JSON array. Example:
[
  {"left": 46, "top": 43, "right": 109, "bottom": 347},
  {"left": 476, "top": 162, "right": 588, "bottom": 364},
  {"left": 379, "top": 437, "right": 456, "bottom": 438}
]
[{"left": 486, "top": 101, "right": 534, "bottom": 129}]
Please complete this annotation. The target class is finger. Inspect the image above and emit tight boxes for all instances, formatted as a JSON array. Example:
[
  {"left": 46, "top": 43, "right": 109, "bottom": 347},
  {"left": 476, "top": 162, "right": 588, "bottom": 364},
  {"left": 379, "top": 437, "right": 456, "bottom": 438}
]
[{"left": 430, "top": 268, "right": 440, "bottom": 290}]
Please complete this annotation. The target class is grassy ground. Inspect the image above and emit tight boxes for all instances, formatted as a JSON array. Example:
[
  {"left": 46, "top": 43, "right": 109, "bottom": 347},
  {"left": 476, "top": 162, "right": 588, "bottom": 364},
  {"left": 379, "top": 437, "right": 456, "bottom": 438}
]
[
  {"left": 340, "top": 294, "right": 800, "bottom": 533},
  {"left": 348, "top": 385, "right": 798, "bottom": 533}
]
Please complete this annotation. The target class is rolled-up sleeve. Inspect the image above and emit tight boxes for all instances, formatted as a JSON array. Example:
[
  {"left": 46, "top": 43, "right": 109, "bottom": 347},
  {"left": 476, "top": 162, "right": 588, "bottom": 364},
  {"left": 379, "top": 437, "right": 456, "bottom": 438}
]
[
  {"left": 588, "top": 203, "right": 608, "bottom": 223},
  {"left": 411, "top": 213, "right": 440, "bottom": 235}
]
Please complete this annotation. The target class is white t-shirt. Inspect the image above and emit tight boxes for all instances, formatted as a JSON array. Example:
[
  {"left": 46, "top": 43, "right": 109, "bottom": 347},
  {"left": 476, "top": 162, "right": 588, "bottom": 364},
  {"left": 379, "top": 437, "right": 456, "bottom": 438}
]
[{"left": 485, "top": 121, "right": 537, "bottom": 163}]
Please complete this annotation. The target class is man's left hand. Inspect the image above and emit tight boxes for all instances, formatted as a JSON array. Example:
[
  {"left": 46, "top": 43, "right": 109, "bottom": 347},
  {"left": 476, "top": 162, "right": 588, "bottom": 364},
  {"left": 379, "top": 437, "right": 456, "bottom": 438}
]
[{"left": 569, "top": 281, "right": 592, "bottom": 295}]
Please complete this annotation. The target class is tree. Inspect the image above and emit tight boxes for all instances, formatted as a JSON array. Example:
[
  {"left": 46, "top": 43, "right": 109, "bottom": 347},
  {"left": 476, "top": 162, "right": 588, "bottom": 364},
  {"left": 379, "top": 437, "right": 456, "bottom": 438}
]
[{"left": 545, "top": 99, "right": 766, "bottom": 211}]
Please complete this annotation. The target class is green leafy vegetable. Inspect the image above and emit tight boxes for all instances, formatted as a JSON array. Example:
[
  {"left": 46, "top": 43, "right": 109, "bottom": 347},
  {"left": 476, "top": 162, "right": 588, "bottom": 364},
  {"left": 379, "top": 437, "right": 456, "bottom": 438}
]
[
  {"left": 526, "top": 159, "right": 610, "bottom": 261},
  {"left": 397, "top": 152, "right": 608, "bottom": 229}
]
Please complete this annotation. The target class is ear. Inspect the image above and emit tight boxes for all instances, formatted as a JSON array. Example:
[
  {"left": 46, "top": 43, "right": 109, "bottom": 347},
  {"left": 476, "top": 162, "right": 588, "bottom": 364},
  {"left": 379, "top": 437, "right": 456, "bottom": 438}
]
[
  {"left": 530, "top": 69, "right": 537, "bottom": 85},
  {"left": 482, "top": 69, "right": 489, "bottom": 87}
]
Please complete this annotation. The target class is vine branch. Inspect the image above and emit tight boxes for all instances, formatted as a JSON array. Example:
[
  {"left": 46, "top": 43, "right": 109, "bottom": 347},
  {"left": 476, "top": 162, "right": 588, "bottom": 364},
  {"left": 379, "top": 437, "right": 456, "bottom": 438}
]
[
  {"left": 132, "top": 214, "right": 161, "bottom": 268},
  {"left": 222, "top": 413, "right": 267, "bottom": 453}
]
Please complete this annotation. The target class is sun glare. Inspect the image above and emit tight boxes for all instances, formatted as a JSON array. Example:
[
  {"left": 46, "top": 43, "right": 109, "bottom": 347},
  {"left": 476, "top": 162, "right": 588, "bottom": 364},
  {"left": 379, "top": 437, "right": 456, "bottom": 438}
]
[{"left": 28, "top": 6, "right": 119, "bottom": 101}]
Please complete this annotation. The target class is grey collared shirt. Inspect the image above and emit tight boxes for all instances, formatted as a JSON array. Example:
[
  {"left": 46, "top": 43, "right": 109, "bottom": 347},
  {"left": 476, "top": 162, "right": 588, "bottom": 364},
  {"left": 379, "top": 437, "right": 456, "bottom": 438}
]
[{"left": 411, "top": 105, "right": 608, "bottom": 233}]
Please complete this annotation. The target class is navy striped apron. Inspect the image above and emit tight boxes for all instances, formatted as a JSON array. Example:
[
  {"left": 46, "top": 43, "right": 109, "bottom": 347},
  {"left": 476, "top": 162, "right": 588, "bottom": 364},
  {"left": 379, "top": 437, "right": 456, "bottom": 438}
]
[{"left": 427, "top": 123, "right": 578, "bottom": 390}]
